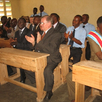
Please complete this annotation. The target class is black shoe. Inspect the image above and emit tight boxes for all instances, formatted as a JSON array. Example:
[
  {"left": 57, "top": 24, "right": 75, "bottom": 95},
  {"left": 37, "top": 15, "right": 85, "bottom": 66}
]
[
  {"left": 44, "top": 91, "right": 53, "bottom": 101},
  {"left": 20, "top": 77, "right": 26, "bottom": 83}
]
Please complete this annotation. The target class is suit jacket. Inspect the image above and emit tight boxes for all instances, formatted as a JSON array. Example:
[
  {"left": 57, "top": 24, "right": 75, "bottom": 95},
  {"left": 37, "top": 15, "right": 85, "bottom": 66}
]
[
  {"left": 54, "top": 22, "right": 67, "bottom": 44},
  {"left": 35, "top": 27, "right": 62, "bottom": 64},
  {"left": 15, "top": 27, "right": 33, "bottom": 51},
  {"left": 29, "top": 24, "right": 42, "bottom": 41}
]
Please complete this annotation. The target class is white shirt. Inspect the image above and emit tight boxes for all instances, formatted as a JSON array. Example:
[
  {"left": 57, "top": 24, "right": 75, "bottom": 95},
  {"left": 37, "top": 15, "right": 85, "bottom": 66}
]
[
  {"left": 66, "top": 26, "right": 86, "bottom": 48},
  {"left": 53, "top": 22, "right": 58, "bottom": 28},
  {"left": 80, "top": 23, "right": 95, "bottom": 35},
  {"left": 38, "top": 11, "right": 48, "bottom": 17}
]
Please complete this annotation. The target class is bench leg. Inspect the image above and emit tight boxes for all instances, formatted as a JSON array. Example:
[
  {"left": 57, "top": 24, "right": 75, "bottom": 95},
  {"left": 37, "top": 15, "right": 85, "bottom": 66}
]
[
  {"left": 0, "top": 63, "right": 8, "bottom": 85},
  {"left": 75, "top": 82, "right": 85, "bottom": 102}
]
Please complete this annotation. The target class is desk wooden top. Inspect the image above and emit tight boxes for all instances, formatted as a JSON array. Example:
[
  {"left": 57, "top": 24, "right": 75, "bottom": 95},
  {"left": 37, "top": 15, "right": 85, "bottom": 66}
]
[
  {"left": 0, "top": 48, "right": 49, "bottom": 59},
  {"left": 73, "top": 60, "right": 102, "bottom": 71},
  {"left": 73, "top": 60, "right": 102, "bottom": 90}
]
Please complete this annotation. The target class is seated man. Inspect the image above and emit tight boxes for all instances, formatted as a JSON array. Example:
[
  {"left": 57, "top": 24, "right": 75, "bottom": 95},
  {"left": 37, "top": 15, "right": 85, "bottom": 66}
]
[
  {"left": 7, "top": 18, "right": 19, "bottom": 39},
  {"left": 66, "top": 15, "right": 86, "bottom": 102},
  {"left": 25, "top": 15, "right": 62, "bottom": 101},
  {"left": 50, "top": 13, "right": 67, "bottom": 44},
  {"left": 66, "top": 15, "right": 86, "bottom": 64},
  {"left": 80, "top": 14, "right": 95, "bottom": 60},
  {"left": 29, "top": 15, "right": 42, "bottom": 42},
  {"left": 11, "top": 17, "right": 33, "bottom": 83}
]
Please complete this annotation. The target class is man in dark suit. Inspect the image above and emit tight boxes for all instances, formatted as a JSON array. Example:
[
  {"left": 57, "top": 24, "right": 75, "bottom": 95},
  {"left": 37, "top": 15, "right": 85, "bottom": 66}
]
[
  {"left": 50, "top": 13, "right": 67, "bottom": 44},
  {"left": 11, "top": 17, "right": 33, "bottom": 83},
  {"left": 29, "top": 15, "right": 42, "bottom": 42},
  {"left": 25, "top": 15, "right": 62, "bottom": 101}
]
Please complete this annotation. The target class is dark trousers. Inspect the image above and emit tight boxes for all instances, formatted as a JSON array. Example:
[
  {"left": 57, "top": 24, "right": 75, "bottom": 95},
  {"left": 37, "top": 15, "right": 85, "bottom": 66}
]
[
  {"left": 44, "top": 61, "right": 58, "bottom": 91},
  {"left": 85, "top": 42, "right": 91, "bottom": 60},
  {"left": 25, "top": 70, "right": 35, "bottom": 84},
  {"left": 69, "top": 48, "right": 82, "bottom": 64},
  {"left": 20, "top": 69, "right": 26, "bottom": 80},
  {"left": 7, "top": 65, "right": 13, "bottom": 76}
]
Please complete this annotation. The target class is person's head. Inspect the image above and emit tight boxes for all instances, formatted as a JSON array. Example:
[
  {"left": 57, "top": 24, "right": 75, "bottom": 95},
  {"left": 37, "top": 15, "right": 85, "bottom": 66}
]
[
  {"left": 10, "top": 18, "right": 17, "bottom": 28},
  {"left": 72, "top": 15, "right": 82, "bottom": 28},
  {"left": 82, "top": 14, "right": 89, "bottom": 24},
  {"left": 17, "top": 18, "right": 26, "bottom": 29},
  {"left": 39, "top": 5, "right": 44, "bottom": 12},
  {"left": 29, "top": 17, "right": 34, "bottom": 24},
  {"left": 97, "top": 16, "right": 102, "bottom": 34},
  {"left": 24, "top": 16, "right": 30, "bottom": 23},
  {"left": 50, "top": 13, "right": 59, "bottom": 24},
  {"left": 33, "top": 16, "right": 41, "bottom": 26},
  {"left": 7, "top": 17, "right": 11, "bottom": 22},
  {"left": 40, "top": 15, "right": 53, "bottom": 31},
  {"left": 1, "top": 16, "right": 7, "bottom": 25},
  {"left": 33, "top": 7, "right": 37, "bottom": 14}
]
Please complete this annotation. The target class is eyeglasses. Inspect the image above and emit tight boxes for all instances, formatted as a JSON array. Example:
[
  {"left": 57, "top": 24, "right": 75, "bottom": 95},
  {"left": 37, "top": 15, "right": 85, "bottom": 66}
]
[{"left": 40, "top": 22, "right": 48, "bottom": 25}]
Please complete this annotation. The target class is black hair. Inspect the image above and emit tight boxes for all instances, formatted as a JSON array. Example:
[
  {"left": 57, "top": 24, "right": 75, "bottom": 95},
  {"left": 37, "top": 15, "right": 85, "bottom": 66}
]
[
  {"left": 18, "top": 17, "right": 26, "bottom": 23},
  {"left": 34, "top": 7, "right": 37, "bottom": 12},
  {"left": 50, "top": 13, "right": 59, "bottom": 21},
  {"left": 75, "top": 15, "right": 82, "bottom": 21},
  {"left": 82, "top": 14, "right": 89, "bottom": 19},
  {"left": 97, "top": 16, "right": 102, "bottom": 27}
]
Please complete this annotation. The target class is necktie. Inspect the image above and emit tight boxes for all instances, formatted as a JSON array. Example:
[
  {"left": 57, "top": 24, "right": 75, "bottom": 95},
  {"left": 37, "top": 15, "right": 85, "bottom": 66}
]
[
  {"left": 19, "top": 30, "right": 22, "bottom": 36},
  {"left": 69, "top": 29, "right": 75, "bottom": 48},
  {"left": 41, "top": 32, "right": 45, "bottom": 40},
  {"left": 83, "top": 25, "right": 85, "bottom": 28}
]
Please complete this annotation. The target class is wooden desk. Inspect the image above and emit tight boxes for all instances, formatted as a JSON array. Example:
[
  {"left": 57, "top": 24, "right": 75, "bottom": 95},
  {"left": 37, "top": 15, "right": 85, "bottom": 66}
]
[
  {"left": 0, "top": 44, "right": 70, "bottom": 102},
  {"left": 72, "top": 61, "right": 102, "bottom": 102},
  {"left": 0, "top": 38, "right": 12, "bottom": 48}
]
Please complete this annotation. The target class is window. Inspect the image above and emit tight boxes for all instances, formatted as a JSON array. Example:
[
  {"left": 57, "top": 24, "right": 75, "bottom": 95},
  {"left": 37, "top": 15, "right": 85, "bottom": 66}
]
[{"left": 0, "top": 0, "right": 12, "bottom": 24}]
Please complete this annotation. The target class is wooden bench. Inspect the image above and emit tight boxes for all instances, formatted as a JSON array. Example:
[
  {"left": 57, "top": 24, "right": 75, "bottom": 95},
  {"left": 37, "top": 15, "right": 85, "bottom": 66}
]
[
  {"left": 72, "top": 60, "right": 102, "bottom": 102},
  {"left": 0, "top": 44, "right": 70, "bottom": 102}
]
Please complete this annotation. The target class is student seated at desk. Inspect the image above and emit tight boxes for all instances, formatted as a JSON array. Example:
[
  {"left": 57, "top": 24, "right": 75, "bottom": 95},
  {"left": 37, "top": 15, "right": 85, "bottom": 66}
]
[
  {"left": 25, "top": 15, "right": 62, "bottom": 101},
  {"left": 10, "top": 17, "right": 33, "bottom": 83}
]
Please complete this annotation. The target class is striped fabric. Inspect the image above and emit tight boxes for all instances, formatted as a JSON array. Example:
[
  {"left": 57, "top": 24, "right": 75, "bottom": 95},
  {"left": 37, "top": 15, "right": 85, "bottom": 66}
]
[{"left": 87, "top": 30, "right": 102, "bottom": 51}]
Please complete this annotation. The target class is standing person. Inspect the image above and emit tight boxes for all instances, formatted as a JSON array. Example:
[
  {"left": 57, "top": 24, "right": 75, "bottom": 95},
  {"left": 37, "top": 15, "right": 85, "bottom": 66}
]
[
  {"left": 11, "top": 18, "right": 33, "bottom": 83},
  {"left": 30, "top": 7, "right": 38, "bottom": 17},
  {"left": 38, "top": 5, "right": 48, "bottom": 17},
  {"left": 50, "top": 13, "right": 67, "bottom": 44},
  {"left": 80, "top": 14, "right": 95, "bottom": 60},
  {"left": 66, "top": 15, "right": 86, "bottom": 64},
  {"left": 25, "top": 15, "right": 62, "bottom": 101}
]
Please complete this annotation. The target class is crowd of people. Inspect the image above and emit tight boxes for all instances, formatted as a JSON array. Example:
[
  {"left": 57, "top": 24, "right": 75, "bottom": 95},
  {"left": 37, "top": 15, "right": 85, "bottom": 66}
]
[{"left": 0, "top": 4, "right": 102, "bottom": 102}]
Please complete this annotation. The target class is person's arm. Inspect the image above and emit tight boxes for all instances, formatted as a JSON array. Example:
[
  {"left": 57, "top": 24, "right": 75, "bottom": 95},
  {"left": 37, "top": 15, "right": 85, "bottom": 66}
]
[
  {"left": 87, "top": 37, "right": 101, "bottom": 59},
  {"left": 69, "top": 32, "right": 82, "bottom": 45},
  {"left": 96, "top": 51, "right": 102, "bottom": 60},
  {"left": 36, "top": 32, "right": 61, "bottom": 54}
]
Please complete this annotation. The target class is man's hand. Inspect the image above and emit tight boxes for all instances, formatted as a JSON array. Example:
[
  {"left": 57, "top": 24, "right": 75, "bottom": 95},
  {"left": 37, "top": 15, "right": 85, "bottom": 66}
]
[
  {"left": 25, "top": 34, "right": 35, "bottom": 46},
  {"left": 37, "top": 32, "right": 41, "bottom": 43},
  {"left": 10, "top": 38, "right": 17, "bottom": 46},
  {"left": 69, "top": 31, "right": 73, "bottom": 40},
  {"left": 64, "top": 32, "right": 70, "bottom": 38}
]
